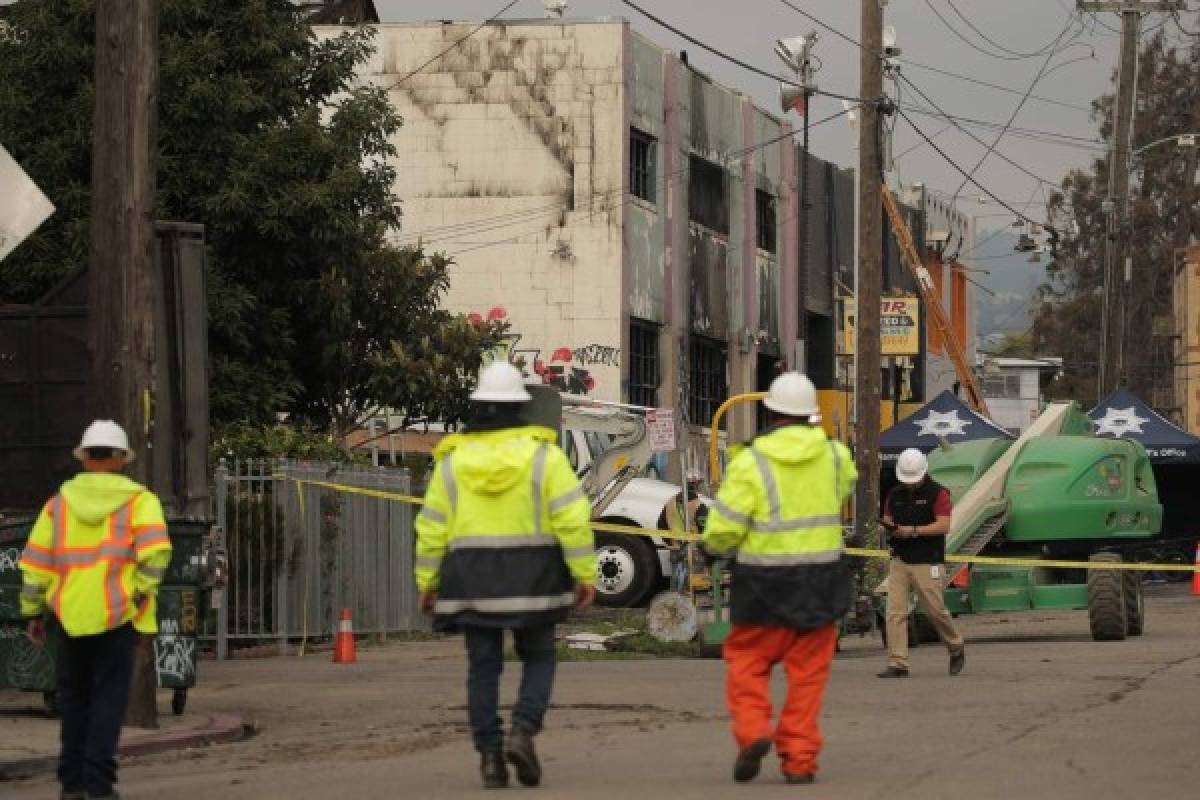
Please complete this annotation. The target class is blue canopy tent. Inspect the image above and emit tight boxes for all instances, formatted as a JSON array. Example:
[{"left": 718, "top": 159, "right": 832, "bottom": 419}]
[
  {"left": 880, "top": 389, "right": 1014, "bottom": 461},
  {"left": 1089, "top": 388, "right": 1200, "bottom": 551},
  {"left": 1088, "top": 388, "right": 1200, "bottom": 464}
]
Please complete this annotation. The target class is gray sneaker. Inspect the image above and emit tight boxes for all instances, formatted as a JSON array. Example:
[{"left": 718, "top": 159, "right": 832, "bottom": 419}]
[{"left": 505, "top": 728, "right": 542, "bottom": 787}]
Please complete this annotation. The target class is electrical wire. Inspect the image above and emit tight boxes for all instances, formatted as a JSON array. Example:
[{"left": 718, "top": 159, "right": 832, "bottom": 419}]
[
  {"left": 926, "top": 0, "right": 1086, "bottom": 62},
  {"left": 384, "top": 0, "right": 518, "bottom": 89},
  {"left": 773, "top": 0, "right": 1095, "bottom": 114},
  {"left": 619, "top": 0, "right": 862, "bottom": 104},
  {"left": 949, "top": 14, "right": 1080, "bottom": 201},
  {"left": 945, "top": 0, "right": 1079, "bottom": 58},
  {"left": 1173, "top": 11, "right": 1200, "bottom": 36},
  {"left": 900, "top": 101, "right": 1108, "bottom": 153}
]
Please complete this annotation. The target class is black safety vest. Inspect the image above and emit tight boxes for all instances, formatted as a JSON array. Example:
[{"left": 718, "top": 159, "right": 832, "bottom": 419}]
[{"left": 887, "top": 479, "right": 947, "bottom": 564}]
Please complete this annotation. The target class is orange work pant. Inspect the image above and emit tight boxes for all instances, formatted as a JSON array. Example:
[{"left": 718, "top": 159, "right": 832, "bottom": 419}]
[{"left": 723, "top": 623, "right": 837, "bottom": 776}]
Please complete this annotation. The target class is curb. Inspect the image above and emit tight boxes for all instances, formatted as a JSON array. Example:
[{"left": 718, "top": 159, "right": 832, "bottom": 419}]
[{"left": 0, "top": 713, "right": 245, "bottom": 781}]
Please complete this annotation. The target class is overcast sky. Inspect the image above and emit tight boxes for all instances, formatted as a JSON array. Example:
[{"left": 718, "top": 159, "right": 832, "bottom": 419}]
[{"left": 374, "top": 0, "right": 1196, "bottom": 240}]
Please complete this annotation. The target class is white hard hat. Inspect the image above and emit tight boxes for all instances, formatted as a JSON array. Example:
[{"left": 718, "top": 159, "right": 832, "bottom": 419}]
[
  {"left": 470, "top": 362, "right": 532, "bottom": 403},
  {"left": 895, "top": 448, "right": 928, "bottom": 484},
  {"left": 763, "top": 371, "right": 821, "bottom": 419},
  {"left": 73, "top": 420, "right": 133, "bottom": 463}
]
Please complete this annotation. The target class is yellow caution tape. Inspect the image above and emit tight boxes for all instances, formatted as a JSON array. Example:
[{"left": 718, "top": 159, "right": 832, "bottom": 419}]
[{"left": 283, "top": 477, "right": 1198, "bottom": 572}]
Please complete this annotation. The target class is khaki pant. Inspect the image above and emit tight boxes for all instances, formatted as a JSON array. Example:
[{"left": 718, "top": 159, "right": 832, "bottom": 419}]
[{"left": 885, "top": 558, "right": 964, "bottom": 670}]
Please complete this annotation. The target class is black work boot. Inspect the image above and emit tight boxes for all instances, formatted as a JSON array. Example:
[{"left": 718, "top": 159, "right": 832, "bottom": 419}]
[
  {"left": 481, "top": 749, "right": 509, "bottom": 789},
  {"left": 949, "top": 646, "right": 966, "bottom": 676},
  {"left": 733, "top": 737, "right": 772, "bottom": 783},
  {"left": 505, "top": 728, "right": 542, "bottom": 787},
  {"left": 877, "top": 665, "right": 910, "bottom": 678},
  {"left": 784, "top": 772, "right": 816, "bottom": 785}
]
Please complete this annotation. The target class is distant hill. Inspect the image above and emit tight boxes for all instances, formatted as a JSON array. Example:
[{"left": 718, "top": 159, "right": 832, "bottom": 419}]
[{"left": 962, "top": 228, "right": 1044, "bottom": 345}]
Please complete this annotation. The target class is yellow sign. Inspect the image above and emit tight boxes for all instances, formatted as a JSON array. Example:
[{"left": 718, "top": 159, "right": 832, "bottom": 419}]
[{"left": 841, "top": 296, "right": 920, "bottom": 356}]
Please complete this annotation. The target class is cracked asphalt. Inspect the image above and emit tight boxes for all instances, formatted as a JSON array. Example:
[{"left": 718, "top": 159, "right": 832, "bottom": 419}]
[{"left": 4, "top": 584, "right": 1199, "bottom": 799}]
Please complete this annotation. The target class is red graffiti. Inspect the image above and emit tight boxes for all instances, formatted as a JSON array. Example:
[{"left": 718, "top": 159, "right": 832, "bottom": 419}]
[
  {"left": 487, "top": 307, "right": 508, "bottom": 322},
  {"left": 550, "top": 347, "right": 573, "bottom": 362}
]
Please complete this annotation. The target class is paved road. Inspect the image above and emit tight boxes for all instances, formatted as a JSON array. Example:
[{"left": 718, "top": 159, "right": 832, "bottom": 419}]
[{"left": 6, "top": 585, "right": 1200, "bottom": 799}]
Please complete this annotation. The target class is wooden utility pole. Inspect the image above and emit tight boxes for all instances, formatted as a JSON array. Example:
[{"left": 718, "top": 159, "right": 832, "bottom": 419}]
[
  {"left": 89, "top": 0, "right": 160, "bottom": 729},
  {"left": 854, "top": 0, "right": 884, "bottom": 543},
  {"left": 1082, "top": 1, "right": 1184, "bottom": 396}
]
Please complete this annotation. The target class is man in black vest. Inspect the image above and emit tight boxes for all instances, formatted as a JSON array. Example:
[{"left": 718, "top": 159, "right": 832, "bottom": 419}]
[{"left": 878, "top": 448, "right": 965, "bottom": 678}]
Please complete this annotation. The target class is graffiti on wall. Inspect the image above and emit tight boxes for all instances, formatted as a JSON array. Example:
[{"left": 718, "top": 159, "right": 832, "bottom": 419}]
[{"left": 468, "top": 306, "right": 617, "bottom": 396}]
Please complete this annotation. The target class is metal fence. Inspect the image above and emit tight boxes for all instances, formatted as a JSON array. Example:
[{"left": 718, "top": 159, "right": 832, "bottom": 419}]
[{"left": 211, "top": 459, "right": 425, "bottom": 658}]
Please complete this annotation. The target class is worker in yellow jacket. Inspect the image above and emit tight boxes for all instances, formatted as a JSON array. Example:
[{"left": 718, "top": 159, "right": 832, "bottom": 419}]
[
  {"left": 702, "top": 373, "right": 856, "bottom": 786},
  {"left": 20, "top": 420, "right": 172, "bottom": 800},
  {"left": 416, "top": 362, "right": 596, "bottom": 790}
]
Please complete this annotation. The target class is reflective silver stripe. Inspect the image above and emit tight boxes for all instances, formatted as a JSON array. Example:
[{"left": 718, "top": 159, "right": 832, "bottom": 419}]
[
  {"left": 449, "top": 535, "right": 559, "bottom": 550},
  {"left": 531, "top": 444, "right": 548, "bottom": 538},
  {"left": 106, "top": 503, "right": 134, "bottom": 628},
  {"left": 415, "top": 555, "right": 442, "bottom": 570},
  {"left": 138, "top": 565, "right": 166, "bottom": 580},
  {"left": 736, "top": 549, "right": 843, "bottom": 566},
  {"left": 712, "top": 497, "right": 753, "bottom": 528},
  {"left": 751, "top": 514, "right": 843, "bottom": 533},
  {"left": 441, "top": 455, "right": 458, "bottom": 512},
  {"left": 418, "top": 507, "right": 447, "bottom": 525},
  {"left": 751, "top": 449, "right": 782, "bottom": 521},
  {"left": 830, "top": 441, "right": 841, "bottom": 495},
  {"left": 21, "top": 583, "right": 42, "bottom": 597},
  {"left": 434, "top": 592, "right": 575, "bottom": 613},
  {"left": 53, "top": 545, "right": 137, "bottom": 567},
  {"left": 548, "top": 485, "right": 585, "bottom": 513},
  {"left": 562, "top": 545, "right": 595, "bottom": 560}
]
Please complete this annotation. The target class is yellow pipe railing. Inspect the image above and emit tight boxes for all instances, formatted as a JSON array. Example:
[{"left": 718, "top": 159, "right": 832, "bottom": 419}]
[{"left": 707, "top": 392, "right": 767, "bottom": 480}]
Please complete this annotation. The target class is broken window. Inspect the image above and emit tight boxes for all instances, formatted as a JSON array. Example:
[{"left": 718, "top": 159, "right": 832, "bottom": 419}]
[
  {"left": 688, "top": 334, "right": 728, "bottom": 426},
  {"left": 628, "top": 318, "right": 660, "bottom": 407},
  {"left": 630, "top": 128, "right": 657, "bottom": 204},
  {"left": 755, "top": 189, "right": 776, "bottom": 253},
  {"left": 688, "top": 155, "right": 728, "bottom": 234}
]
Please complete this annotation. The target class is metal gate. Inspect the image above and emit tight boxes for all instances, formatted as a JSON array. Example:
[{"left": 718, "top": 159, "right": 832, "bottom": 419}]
[{"left": 211, "top": 459, "right": 424, "bottom": 657}]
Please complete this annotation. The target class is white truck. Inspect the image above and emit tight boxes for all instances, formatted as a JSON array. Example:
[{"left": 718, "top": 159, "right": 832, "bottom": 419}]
[{"left": 557, "top": 395, "right": 697, "bottom": 607}]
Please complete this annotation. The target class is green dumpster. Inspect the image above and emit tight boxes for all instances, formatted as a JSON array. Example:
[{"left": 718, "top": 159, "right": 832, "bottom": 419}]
[{"left": 0, "top": 516, "right": 212, "bottom": 716}]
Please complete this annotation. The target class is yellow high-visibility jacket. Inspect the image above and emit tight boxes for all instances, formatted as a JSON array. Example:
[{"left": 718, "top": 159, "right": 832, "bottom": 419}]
[
  {"left": 703, "top": 423, "right": 857, "bottom": 629},
  {"left": 415, "top": 425, "right": 595, "bottom": 629},
  {"left": 20, "top": 472, "right": 172, "bottom": 636}
]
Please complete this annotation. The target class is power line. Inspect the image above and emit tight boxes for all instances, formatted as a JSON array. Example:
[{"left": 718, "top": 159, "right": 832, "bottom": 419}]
[
  {"left": 773, "top": 0, "right": 1095, "bottom": 114},
  {"left": 950, "top": 14, "right": 1080, "bottom": 201},
  {"left": 385, "top": 0, "right": 518, "bottom": 89},
  {"left": 900, "top": 99, "right": 1108, "bottom": 149},
  {"left": 945, "top": 0, "right": 1080, "bottom": 58},
  {"left": 926, "top": 0, "right": 1085, "bottom": 62},
  {"left": 619, "top": 0, "right": 862, "bottom": 104}
]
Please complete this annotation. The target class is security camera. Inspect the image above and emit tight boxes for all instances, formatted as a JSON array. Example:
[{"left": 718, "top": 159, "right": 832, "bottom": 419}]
[{"left": 543, "top": 0, "right": 567, "bottom": 18}]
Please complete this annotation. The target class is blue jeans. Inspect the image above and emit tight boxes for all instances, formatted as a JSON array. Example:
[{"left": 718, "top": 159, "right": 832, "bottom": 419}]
[
  {"left": 53, "top": 620, "right": 136, "bottom": 798},
  {"left": 463, "top": 624, "right": 557, "bottom": 753}
]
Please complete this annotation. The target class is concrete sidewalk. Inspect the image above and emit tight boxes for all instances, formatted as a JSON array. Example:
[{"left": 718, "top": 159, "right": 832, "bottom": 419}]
[{"left": 0, "top": 693, "right": 244, "bottom": 781}]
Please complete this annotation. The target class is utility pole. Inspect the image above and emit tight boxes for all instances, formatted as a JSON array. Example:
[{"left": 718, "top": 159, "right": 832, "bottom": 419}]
[
  {"left": 89, "top": 0, "right": 160, "bottom": 728},
  {"left": 854, "top": 0, "right": 884, "bottom": 544},
  {"left": 1082, "top": 1, "right": 1183, "bottom": 396}
]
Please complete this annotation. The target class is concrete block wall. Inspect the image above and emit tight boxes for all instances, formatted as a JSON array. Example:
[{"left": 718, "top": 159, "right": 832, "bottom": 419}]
[{"left": 354, "top": 21, "right": 628, "bottom": 401}]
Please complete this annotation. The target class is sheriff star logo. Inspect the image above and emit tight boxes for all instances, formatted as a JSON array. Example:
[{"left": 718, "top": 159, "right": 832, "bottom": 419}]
[
  {"left": 1093, "top": 406, "right": 1148, "bottom": 437},
  {"left": 915, "top": 409, "right": 971, "bottom": 438}
]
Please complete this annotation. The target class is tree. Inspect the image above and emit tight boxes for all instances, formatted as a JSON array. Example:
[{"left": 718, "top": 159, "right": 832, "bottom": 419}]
[
  {"left": 1034, "top": 31, "right": 1200, "bottom": 406},
  {"left": 0, "top": 0, "right": 503, "bottom": 435}
]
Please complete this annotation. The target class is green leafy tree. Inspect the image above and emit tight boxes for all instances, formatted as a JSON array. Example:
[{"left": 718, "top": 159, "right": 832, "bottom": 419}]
[
  {"left": 1035, "top": 31, "right": 1200, "bottom": 405},
  {"left": 0, "top": 0, "right": 502, "bottom": 436}
]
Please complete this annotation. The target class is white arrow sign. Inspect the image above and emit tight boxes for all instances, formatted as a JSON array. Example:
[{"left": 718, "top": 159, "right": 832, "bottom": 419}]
[{"left": 0, "top": 143, "right": 55, "bottom": 263}]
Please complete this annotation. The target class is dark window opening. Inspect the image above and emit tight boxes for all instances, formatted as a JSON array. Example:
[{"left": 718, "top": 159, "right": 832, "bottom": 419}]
[
  {"left": 755, "top": 190, "right": 776, "bottom": 253},
  {"left": 628, "top": 319, "right": 660, "bottom": 407},
  {"left": 630, "top": 128, "right": 657, "bottom": 204},
  {"left": 756, "top": 353, "right": 782, "bottom": 433},
  {"left": 688, "top": 335, "right": 728, "bottom": 427},
  {"left": 688, "top": 155, "right": 728, "bottom": 234}
]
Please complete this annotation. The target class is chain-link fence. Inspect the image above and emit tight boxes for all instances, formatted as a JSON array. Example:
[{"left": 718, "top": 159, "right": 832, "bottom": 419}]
[{"left": 211, "top": 460, "right": 425, "bottom": 658}]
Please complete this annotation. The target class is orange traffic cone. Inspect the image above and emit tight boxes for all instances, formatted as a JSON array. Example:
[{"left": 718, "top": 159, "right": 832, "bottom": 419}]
[
  {"left": 1191, "top": 543, "right": 1200, "bottom": 597},
  {"left": 333, "top": 608, "right": 357, "bottom": 663}
]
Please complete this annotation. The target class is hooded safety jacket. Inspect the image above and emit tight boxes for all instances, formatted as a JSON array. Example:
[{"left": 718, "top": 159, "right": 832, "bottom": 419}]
[
  {"left": 19, "top": 472, "right": 172, "bottom": 636},
  {"left": 415, "top": 425, "right": 595, "bottom": 631},
  {"left": 702, "top": 424, "right": 857, "bottom": 629}
]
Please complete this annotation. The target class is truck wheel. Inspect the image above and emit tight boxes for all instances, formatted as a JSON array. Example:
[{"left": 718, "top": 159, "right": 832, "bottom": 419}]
[
  {"left": 1123, "top": 570, "right": 1145, "bottom": 636},
  {"left": 913, "top": 613, "right": 941, "bottom": 644},
  {"left": 595, "top": 530, "right": 659, "bottom": 608},
  {"left": 1087, "top": 553, "right": 1127, "bottom": 641}
]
